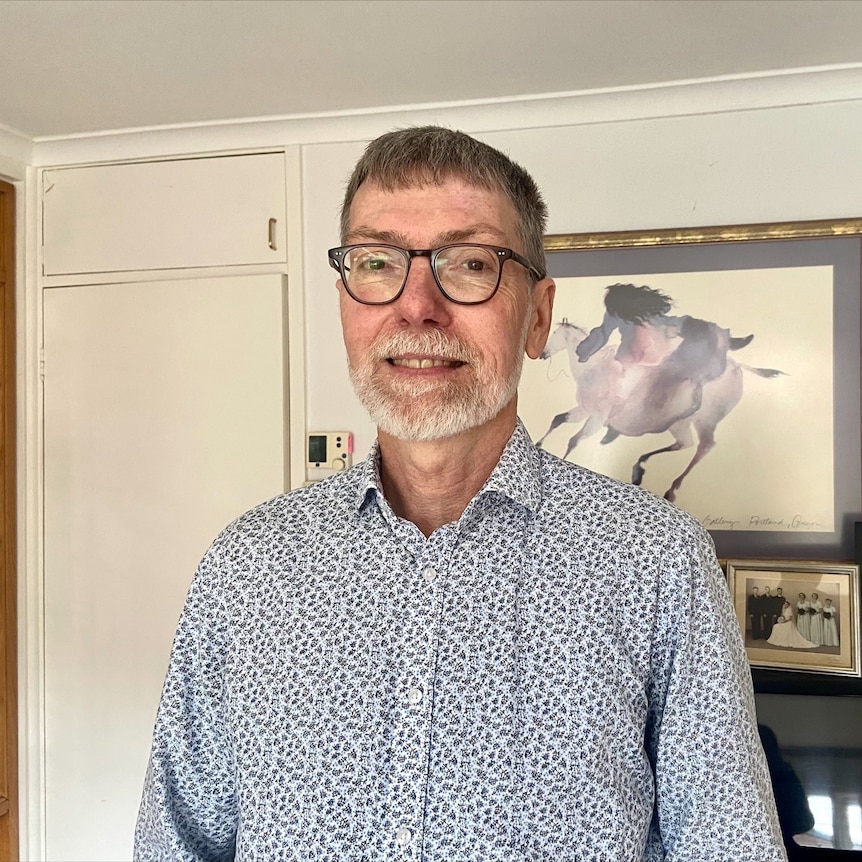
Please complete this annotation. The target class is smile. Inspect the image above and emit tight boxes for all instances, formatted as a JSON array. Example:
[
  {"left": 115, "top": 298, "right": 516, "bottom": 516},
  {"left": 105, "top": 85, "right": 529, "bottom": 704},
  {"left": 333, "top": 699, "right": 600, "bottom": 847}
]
[{"left": 389, "top": 357, "right": 462, "bottom": 369}]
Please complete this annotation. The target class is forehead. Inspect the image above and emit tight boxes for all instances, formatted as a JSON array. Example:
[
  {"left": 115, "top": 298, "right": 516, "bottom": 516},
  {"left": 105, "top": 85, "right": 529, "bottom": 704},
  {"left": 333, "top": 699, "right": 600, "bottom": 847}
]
[{"left": 346, "top": 177, "right": 520, "bottom": 244}]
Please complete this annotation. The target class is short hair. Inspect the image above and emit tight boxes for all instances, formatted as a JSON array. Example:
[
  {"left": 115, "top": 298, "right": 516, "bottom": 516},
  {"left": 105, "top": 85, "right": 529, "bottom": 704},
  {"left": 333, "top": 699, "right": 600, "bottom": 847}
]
[{"left": 340, "top": 126, "right": 548, "bottom": 280}]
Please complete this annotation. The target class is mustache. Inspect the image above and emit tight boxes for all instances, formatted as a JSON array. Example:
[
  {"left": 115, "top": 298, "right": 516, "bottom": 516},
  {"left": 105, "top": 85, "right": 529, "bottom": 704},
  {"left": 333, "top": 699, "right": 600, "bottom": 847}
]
[{"left": 368, "top": 329, "right": 478, "bottom": 364}]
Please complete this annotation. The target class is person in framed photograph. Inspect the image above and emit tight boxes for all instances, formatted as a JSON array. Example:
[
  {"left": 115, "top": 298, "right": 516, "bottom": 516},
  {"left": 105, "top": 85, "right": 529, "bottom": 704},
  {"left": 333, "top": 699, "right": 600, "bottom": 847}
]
[
  {"left": 762, "top": 586, "right": 777, "bottom": 638},
  {"left": 796, "top": 593, "right": 812, "bottom": 640},
  {"left": 748, "top": 585, "right": 764, "bottom": 640},
  {"left": 822, "top": 598, "right": 839, "bottom": 646},
  {"left": 767, "top": 586, "right": 784, "bottom": 639},
  {"left": 773, "top": 588, "right": 786, "bottom": 631},
  {"left": 768, "top": 601, "right": 817, "bottom": 650},
  {"left": 808, "top": 592, "right": 824, "bottom": 645}
]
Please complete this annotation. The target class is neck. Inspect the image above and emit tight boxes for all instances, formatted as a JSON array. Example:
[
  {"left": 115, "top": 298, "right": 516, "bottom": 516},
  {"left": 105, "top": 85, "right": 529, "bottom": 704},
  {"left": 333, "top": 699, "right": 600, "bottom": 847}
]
[{"left": 377, "top": 402, "right": 517, "bottom": 537}]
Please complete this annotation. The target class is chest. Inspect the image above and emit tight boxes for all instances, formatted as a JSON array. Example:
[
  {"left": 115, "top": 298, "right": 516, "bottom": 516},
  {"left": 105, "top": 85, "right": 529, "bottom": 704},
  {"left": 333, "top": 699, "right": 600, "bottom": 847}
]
[
  {"left": 225, "top": 543, "right": 654, "bottom": 753},
  {"left": 224, "top": 519, "right": 660, "bottom": 860}
]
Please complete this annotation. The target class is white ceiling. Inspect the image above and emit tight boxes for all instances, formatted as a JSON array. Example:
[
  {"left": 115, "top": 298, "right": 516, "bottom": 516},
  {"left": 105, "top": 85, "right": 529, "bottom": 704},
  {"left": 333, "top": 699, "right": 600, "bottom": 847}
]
[{"left": 3, "top": 0, "right": 862, "bottom": 140}]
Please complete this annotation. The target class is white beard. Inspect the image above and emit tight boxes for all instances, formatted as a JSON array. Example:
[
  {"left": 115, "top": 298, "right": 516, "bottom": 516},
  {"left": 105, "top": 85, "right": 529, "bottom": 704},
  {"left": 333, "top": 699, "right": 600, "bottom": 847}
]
[{"left": 348, "top": 322, "right": 529, "bottom": 441}]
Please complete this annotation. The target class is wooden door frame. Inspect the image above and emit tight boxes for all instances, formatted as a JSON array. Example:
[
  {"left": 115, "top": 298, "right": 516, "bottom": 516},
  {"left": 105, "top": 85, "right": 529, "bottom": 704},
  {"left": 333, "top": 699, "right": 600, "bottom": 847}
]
[{"left": 0, "top": 177, "right": 19, "bottom": 859}]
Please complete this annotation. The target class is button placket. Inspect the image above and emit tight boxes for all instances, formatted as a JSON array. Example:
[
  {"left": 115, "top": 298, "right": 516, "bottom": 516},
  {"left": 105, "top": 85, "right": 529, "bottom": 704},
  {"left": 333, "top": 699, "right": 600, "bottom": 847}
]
[
  {"left": 387, "top": 533, "right": 455, "bottom": 857},
  {"left": 385, "top": 562, "right": 444, "bottom": 857}
]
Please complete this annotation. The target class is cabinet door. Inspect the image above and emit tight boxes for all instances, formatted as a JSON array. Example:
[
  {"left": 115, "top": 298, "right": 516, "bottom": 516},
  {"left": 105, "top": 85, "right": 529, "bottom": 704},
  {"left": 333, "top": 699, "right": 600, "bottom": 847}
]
[
  {"left": 42, "top": 153, "right": 287, "bottom": 276},
  {"left": 43, "top": 275, "right": 287, "bottom": 861}
]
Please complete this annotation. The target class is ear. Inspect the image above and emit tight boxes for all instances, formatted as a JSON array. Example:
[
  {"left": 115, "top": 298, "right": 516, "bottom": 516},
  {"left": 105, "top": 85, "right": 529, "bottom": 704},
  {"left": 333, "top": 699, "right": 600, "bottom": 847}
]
[{"left": 525, "top": 278, "right": 556, "bottom": 359}]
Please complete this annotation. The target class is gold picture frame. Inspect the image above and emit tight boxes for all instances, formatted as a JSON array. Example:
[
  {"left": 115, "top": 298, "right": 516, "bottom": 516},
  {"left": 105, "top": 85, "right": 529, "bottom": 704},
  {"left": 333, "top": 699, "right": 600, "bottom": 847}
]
[
  {"left": 726, "top": 559, "right": 860, "bottom": 677},
  {"left": 534, "top": 217, "right": 862, "bottom": 561},
  {"left": 544, "top": 217, "right": 862, "bottom": 251}
]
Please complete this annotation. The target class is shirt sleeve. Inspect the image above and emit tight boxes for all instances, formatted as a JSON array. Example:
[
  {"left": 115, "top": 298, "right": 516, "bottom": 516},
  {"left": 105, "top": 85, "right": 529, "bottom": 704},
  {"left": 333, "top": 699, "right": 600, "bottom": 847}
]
[
  {"left": 134, "top": 544, "right": 238, "bottom": 862},
  {"left": 644, "top": 521, "right": 788, "bottom": 862}
]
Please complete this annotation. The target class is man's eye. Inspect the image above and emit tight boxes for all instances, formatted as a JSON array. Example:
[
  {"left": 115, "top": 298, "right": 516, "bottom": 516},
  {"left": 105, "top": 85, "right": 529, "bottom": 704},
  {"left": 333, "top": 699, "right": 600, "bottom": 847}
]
[
  {"left": 355, "top": 255, "right": 390, "bottom": 272},
  {"left": 444, "top": 247, "right": 497, "bottom": 275}
]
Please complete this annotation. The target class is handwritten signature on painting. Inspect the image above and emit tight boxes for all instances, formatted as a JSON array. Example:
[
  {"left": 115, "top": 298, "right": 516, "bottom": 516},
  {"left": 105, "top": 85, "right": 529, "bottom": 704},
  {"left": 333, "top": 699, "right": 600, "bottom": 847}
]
[{"left": 700, "top": 514, "right": 825, "bottom": 531}]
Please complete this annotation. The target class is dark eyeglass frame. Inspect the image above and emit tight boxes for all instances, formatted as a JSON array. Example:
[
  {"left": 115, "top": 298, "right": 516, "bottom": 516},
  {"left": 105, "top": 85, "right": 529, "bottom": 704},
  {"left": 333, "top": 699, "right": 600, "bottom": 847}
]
[{"left": 327, "top": 243, "right": 544, "bottom": 306}]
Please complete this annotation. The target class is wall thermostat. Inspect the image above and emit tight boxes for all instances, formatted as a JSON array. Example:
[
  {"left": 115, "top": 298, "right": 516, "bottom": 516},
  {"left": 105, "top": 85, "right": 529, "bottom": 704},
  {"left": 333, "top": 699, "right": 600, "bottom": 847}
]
[{"left": 307, "top": 431, "right": 353, "bottom": 472}]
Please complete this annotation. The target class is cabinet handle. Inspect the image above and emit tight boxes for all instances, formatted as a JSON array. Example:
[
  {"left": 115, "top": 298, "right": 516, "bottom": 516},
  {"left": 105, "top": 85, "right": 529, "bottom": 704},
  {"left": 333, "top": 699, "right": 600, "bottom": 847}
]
[{"left": 267, "top": 218, "right": 277, "bottom": 251}]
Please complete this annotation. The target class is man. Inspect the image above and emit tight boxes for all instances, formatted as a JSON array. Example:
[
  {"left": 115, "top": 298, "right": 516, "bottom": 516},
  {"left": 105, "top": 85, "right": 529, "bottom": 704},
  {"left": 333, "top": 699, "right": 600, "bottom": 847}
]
[
  {"left": 748, "top": 585, "right": 764, "bottom": 640},
  {"left": 135, "top": 127, "right": 786, "bottom": 860},
  {"left": 762, "top": 586, "right": 778, "bottom": 639},
  {"left": 770, "top": 587, "right": 792, "bottom": 638}
]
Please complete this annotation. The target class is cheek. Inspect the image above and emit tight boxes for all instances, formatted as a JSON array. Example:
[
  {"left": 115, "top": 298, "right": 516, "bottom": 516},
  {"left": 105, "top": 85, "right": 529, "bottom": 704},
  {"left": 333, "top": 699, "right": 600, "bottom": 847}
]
[
  {"left": 339, "top": 303, "right": 388, "bottom": 363},
  {"left": 480, "top": 289, "right": 529, "bottom": 335},
  {"left": 477, "top": 319, "right": 528, "bottom": 375},
  {"left": 339, "top": 304, "right": 365, "bottom": 358}
]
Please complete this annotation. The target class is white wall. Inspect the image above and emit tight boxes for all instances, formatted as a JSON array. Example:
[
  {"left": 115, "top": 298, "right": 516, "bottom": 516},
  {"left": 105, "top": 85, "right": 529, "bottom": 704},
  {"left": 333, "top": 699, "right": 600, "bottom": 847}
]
[{"left": 300, "top": 99, "right": 862, "bottom": 458}]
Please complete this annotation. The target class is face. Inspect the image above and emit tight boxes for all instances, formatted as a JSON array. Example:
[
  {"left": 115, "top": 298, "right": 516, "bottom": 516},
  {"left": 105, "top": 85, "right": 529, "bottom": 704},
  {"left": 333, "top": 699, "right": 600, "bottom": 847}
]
[{"left": 338, "top": 176, "right": 554, "bottom": 441}]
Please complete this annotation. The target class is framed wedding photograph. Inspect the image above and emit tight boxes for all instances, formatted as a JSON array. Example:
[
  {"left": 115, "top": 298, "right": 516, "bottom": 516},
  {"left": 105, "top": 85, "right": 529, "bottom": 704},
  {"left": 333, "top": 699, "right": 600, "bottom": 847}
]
[
  {"left": 726, "top": 559, "right": 861, "bottom": 677},
  {"left": 520, "top": 218, "right": 862, "bottom": 561}
]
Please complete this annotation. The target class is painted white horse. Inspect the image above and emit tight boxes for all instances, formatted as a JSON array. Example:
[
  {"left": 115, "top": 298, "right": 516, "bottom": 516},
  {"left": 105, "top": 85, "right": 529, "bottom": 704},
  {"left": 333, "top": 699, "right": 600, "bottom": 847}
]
[{"left": 536, "top": 317, "right": 783, "bottom": 502}]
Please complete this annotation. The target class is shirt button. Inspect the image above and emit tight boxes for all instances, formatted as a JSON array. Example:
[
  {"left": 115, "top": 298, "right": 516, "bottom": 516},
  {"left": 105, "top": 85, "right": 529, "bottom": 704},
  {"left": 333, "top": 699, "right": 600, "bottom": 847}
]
[
  {"left": 395, "top": 826, "right": 412, "bottom": 846},
  {"left": 421, "top": 566, "right": 437, "bottom": 583},
  {"left": 407, "top": 687, "right": 423, "bottom": 706}
]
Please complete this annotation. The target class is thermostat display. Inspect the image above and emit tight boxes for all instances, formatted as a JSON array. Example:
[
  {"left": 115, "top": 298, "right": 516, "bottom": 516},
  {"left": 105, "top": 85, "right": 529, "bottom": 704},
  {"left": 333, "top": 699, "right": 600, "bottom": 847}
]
[{"left": 307, "top": 431, "right": 353, "bottom": 472}]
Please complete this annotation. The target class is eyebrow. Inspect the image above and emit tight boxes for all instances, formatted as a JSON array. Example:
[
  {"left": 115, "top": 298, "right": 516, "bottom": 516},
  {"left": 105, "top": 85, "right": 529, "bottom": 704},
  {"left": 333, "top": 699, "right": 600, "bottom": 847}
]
[{"left": 345, "top": 223, "right": 510, "bottom": 247}]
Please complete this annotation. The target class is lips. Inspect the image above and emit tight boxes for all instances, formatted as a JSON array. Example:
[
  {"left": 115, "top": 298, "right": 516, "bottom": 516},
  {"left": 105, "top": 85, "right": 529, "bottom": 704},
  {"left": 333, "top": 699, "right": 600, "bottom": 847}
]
[
  {"left": 368, "top": 329, "right": 475, "bottom": 373},
  {"left": 390, "top": 357, "right": 462, "bottom": 369}
]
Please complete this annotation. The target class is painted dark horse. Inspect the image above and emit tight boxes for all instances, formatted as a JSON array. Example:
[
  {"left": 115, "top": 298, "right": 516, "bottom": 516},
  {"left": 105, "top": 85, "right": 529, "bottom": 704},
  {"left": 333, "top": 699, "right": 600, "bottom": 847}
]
[{"left": 537, "top": 283, "right": 784, "bottom": 502}]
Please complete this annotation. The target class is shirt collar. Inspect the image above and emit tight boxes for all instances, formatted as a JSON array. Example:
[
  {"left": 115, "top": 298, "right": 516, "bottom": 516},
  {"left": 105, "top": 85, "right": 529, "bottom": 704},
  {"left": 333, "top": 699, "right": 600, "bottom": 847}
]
[
  {"left": 475, "top": 418, "right": 542, "bottom": 514},
  {"left": 354, "top": 441, "right": 384, "bottom": 514},
  {"left": 352, "top": 418, "right": 542, "bottom": 516}
]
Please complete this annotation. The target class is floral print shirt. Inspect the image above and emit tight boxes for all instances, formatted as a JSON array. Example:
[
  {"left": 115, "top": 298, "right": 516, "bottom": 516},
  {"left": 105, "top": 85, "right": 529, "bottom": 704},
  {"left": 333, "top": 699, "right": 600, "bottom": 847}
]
[{"left": 135, "top": 421, "right": 786, "bottom": 861}]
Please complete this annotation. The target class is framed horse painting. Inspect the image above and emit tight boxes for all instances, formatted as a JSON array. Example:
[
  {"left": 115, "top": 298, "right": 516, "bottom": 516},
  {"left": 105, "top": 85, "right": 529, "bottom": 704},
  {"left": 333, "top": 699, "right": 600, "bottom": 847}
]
[
  {"left": 519, "top": 218, "right": 862, "bottom": 560},
  {"left": 726, "top": 560, "right": 861, "bottom": 677}
]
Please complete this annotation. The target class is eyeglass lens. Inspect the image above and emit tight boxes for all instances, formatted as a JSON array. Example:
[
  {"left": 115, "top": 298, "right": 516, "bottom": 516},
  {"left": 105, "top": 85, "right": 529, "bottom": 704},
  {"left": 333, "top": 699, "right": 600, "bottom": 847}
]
[{"left": 341, "top": 245, "right": 502, "bottom": 304}]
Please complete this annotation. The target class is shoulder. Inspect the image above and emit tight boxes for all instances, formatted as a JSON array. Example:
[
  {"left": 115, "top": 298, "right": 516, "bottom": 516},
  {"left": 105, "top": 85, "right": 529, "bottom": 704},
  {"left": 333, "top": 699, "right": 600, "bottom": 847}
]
[
  {"left": 202, "top": 465, "right": 364, "bottom": 567},
  {"left": 530, "top": 449, "right": 718, "bottom": 586}
]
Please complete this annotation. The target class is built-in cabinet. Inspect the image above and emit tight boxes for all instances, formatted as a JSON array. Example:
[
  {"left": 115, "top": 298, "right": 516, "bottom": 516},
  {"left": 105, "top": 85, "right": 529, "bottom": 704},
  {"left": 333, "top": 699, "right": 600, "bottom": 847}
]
[
  {"left": 42, "top": 152, "right": 287, "bottom": 275},
  {"left": 40, "top": 153, "right": 293, "bottom": 861}
]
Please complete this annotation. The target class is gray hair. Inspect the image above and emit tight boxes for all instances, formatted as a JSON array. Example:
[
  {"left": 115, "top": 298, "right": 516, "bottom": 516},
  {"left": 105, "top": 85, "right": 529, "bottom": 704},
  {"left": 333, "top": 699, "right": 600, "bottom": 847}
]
[{"left": 340, "top": 126, "right": 548, "bottom": 280}]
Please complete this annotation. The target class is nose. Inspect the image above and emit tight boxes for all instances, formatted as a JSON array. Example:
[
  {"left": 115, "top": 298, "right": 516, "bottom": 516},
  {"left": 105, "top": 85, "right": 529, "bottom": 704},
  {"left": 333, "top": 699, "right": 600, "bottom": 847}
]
[{"left": 392, "top": 256, "right": 452, "bottom": 327}]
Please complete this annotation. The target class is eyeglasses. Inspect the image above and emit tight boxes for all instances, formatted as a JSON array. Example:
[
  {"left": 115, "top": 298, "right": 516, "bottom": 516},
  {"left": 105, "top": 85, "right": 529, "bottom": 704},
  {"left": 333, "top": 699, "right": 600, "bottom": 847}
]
[{"left": 328, "top": 243, "right": 543, "bottom": 306}]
